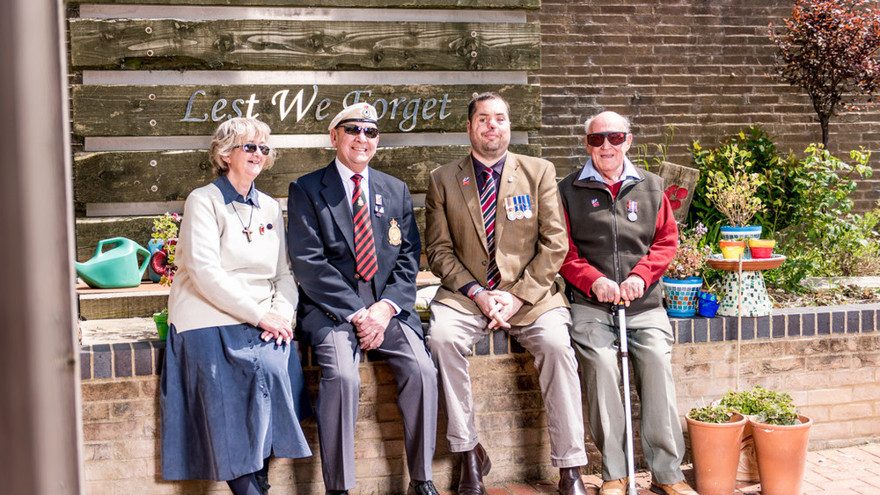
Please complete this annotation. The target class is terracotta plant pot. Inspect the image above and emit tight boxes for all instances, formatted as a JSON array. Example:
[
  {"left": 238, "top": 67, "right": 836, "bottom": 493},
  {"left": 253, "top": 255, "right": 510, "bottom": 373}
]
[
  {"left": 686, "top": 413, "right": 747, "bottom": 495},
  {"left": 736, "top": 418, "right": 760, "bottom": 482},
  {"left": 751, "top": 415, "right": 812, "bottom": 495}
]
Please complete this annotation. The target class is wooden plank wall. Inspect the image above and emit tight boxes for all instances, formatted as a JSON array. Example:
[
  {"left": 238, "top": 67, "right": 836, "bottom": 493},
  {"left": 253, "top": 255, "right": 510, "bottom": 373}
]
[{"left": 68, "top": 1, "right": 542, "bottom": 260}]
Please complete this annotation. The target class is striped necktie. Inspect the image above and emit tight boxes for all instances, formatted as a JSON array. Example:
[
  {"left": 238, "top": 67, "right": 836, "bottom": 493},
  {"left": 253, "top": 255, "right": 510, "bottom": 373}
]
[
  {"left": 480, "top": 169, "right": 501, "bottom": 288},
  {"left": 351, "top": 174, "right": 378, "bottom": 282}
]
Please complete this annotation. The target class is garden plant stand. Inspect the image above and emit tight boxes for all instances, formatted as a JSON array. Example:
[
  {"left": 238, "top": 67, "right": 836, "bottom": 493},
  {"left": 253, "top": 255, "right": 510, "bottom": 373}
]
[{"left": 706, "top": 255, "right": 785, "bottom": 317}]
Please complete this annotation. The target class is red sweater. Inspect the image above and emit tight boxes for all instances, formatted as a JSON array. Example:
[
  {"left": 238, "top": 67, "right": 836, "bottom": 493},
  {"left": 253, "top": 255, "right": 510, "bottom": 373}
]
[{"left": 559, "top": 180, "right": 678, "bottom": 297}]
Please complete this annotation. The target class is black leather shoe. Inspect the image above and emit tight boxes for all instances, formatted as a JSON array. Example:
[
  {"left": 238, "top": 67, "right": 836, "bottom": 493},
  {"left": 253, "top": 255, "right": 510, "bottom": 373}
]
[
  {"left": 325, "top": 491, "right": 349, "bottom": 495},
  {"left": 458, "top": 443, "right": 491, "bottom": 495},
  {"left": 558, "top": 466, "right": 588, "bottom": 495},
  {"left": 407, "top": 480, "right": 440, "bottom": 495}
]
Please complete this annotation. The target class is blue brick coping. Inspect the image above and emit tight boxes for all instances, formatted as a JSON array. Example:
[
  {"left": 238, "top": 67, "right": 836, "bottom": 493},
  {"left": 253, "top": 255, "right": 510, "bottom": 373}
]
[{"left": 80, "top": 304, "right": 880, "bottom": 380}]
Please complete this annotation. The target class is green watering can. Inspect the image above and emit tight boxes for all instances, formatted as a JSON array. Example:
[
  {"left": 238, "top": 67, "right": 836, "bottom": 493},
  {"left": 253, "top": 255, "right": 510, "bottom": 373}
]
[{"left": 75, "top": 237, "right": 150, "bottom": 289}]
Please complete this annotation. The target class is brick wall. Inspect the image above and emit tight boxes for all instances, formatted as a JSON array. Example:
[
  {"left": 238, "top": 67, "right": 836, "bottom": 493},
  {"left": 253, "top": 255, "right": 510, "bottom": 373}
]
[
  {"left": 80, "top": 304, "right": 880, "bottom": 494},
  {"left": 529, "top": 0, "right": 880, "bottom": 212}
]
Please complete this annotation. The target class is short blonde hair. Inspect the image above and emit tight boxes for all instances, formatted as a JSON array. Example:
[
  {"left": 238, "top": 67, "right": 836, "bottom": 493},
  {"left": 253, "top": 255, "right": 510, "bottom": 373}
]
[{"left": 209, "top": 118, "right": 276, "bottom": 176}]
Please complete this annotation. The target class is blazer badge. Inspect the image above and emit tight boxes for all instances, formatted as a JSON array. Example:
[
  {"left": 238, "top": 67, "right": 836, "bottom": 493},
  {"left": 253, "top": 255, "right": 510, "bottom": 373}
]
[{"left": 388, "top": 218, "right": 402, "bottom": 246}]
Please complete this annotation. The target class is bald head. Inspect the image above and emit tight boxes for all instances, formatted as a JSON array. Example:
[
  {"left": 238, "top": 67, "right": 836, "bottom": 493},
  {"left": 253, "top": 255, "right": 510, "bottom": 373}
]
[{"left": 584, "top": 111, "right": 633, "bottom": 184}]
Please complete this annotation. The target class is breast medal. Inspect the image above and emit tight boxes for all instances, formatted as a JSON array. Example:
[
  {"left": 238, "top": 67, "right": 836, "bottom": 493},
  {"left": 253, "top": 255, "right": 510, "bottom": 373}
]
[
  {"left": 504, "top": 196, "right": 517, "bottom": 220},
  {"left": 388, "top": 218, "right": 402, "bottom": 246},
  {"left": 627, "top": 200, "right": 638, "bottom": 222}
]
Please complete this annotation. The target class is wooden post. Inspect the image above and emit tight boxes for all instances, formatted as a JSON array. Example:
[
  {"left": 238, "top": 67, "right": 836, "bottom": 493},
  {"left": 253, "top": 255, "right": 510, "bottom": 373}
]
[{"left": 0, "top": 0, "right": 81, "bottom": 494}]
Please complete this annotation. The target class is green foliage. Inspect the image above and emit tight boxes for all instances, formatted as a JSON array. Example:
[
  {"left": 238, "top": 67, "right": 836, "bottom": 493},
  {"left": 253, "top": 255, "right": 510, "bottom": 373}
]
[
  {"left": 719, "top": 385, "right": 800, "bottom": 425},
  {"left": 688, "top": 127, "right": 877, "bottom": 292},
  {"left": 665, "top": 222, "right": 712, "bottom": 280},
  {"left": 768, "top": 146, "right": 875, "bottom": 289},
  {"left": 633, "top": 125, "right": 675, "bottom": 172},
  {"left": 688, "top": 126, "right": 797, "bottom": 242},
  {"left": 704, "top": 165, "right": 765, "bottom": 227},
  {"left": 769, "top": 0, "right": 880, "bottom": 146},
  {"left": 688, "top": 404, "right": 737, "bottom": 424},
  {"left": 151, "top": 212, "right": 180, "bottom": 287}
]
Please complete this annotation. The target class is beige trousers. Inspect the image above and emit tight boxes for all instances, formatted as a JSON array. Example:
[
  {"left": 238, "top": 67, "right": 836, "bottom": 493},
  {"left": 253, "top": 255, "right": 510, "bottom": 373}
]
[{"left": 427, "top": 302, "right": 588, "bottom": 468}]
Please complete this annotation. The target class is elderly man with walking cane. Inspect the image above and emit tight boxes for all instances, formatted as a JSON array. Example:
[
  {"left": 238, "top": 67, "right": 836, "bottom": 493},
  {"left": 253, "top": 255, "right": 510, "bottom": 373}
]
[{"left": 557, "top": 111, "right": 697, "bottom": 495}]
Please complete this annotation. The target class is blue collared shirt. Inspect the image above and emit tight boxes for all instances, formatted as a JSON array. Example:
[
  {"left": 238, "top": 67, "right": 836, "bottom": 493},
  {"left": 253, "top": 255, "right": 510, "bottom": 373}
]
[
  {"left": 213, "top": 175, "right": 261, "bottom": 207},
  {"left": 578, "top": 157, "right": 641, "bottom": 185}
]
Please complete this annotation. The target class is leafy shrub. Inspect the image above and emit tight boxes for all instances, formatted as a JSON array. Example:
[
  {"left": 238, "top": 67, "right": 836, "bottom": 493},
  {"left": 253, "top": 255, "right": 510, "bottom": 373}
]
[
  {"left": 688, "top": 404, "right": 737, "bottom": 424},
  {"left": 719, "top": 385, "right": 800, "bottom": 425},
  {"left": 688, "top": 128, "right": 877, "bottom": 292},
  {"left": 689, "top": 126, "right": 797, "bottom": 242}
]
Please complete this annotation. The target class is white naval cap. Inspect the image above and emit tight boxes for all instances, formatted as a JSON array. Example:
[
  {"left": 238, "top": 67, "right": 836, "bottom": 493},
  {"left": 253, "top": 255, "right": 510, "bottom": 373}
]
[{"left": 327, "top": 102, "right": 379, "bottom": 131}]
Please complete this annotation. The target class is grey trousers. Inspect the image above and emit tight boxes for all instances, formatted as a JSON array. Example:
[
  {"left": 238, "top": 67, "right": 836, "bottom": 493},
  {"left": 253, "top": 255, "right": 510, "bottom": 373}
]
[
  {"left": 427, "top": 303, "right": 588, "bottom": 468},
  {"left": 569, "top": 304, "right": 685, "bottom": 485},
  {"left": 312, "top": 283, "right": 438, "bottom": 491}
]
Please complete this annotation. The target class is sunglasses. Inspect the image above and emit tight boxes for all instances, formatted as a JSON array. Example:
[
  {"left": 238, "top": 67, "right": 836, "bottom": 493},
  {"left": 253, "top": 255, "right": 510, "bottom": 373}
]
[
  {"left": 339, "top": 124, "right": 380, "bottom": 139},
  {"left": 233, "top": 143, "right": 271, "bottom": 155},
  {"left": 587, "top": 131, "right": 628, "bottom": 147}
]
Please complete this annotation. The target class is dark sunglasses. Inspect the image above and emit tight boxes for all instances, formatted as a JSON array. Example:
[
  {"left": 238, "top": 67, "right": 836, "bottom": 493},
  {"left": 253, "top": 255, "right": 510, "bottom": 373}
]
[
  {"left": 587, "top": 131, "right": 628, "bottom": 147},
  {"left": 339, "top": 124, "right": 380, "bottom": 139},
  {"left": 233, "top": 143, "right": 271, "bottom": 155}
]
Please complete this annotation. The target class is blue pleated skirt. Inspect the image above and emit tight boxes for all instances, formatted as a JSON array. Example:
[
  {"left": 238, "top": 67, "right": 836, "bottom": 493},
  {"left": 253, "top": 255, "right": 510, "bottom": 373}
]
[{"left": 160, "top": 323, "right": 313, "bottom": 481}]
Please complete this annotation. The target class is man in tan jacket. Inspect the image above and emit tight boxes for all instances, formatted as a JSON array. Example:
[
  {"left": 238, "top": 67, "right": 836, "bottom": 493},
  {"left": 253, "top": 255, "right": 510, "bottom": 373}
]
[{"left": 425, "top": 92, "right": 587, "bottom": 495}]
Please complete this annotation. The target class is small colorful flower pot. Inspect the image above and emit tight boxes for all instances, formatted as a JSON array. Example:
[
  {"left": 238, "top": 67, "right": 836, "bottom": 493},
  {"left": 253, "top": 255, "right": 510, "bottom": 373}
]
[
  {"left": 697, "top": 291, "right": 720, "bottom": 318},
  {"left": 748, "top": 239, "right": 776, "bottom": 259},
  {"left": 153, "top": 312, "right": 169, "bottom": 340},
  {"left": 719, "top": 240, "right": 746, "bottom": 260}
]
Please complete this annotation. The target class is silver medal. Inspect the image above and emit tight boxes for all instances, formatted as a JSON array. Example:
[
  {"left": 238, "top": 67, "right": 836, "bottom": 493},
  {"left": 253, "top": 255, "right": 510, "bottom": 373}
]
[{"left": 627, "top": 212, "right": 637, "bottom": 222}]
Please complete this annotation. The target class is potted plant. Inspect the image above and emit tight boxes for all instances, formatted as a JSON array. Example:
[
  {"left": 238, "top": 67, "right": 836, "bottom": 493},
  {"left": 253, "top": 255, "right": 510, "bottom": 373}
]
[
  {"left": 697, "top": 290, "right": 719, "bottom": 318},
  {"left": 704, "top": 144, "right": 765, "bottom": 246},
  {"left": 749, "top": 399, "right": 812, "bottom": 495},
  {"left": 718, "top": 386, "right": 812, "bottom": 494},
  {"left": 662, "top": 222, "right": 712, "bottom": 317},
  {"left": 685, "top": 404, "right": 747, "bottom": 495},
  {"left": 150, "top": 212, "right": 179, "bottom": 340}
]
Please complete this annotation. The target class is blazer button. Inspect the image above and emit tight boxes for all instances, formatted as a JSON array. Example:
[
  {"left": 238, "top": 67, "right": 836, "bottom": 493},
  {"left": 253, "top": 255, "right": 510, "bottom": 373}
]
[
  {"left": 481, "top": 260, "right": 487, "bottom": 266},
  {"left": 355, "top": 273, "right": 361, "bottom": 280}
]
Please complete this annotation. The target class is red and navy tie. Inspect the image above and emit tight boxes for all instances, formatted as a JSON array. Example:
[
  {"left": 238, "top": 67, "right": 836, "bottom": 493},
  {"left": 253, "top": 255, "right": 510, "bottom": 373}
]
[
  {"left": 351, "top": 174, "right": 378, "bottom": 281},
  {"left": 480, "top": 169, "right": 501, "bottom": 288}
]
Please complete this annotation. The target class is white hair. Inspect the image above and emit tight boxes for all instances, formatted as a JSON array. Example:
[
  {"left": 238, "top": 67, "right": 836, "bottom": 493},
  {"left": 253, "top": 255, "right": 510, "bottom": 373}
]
[{"left": 584, "top": 111, "right": 632, "bottom": 134}]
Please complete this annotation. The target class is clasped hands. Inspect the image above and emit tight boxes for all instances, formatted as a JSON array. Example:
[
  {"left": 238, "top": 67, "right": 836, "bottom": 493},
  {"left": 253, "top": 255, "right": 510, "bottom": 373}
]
[
  {"left": 591, "top": 275, "right": 646, "bottom": 307},
  {"left": 472, "top": 288, "right": 524, "bottom": 330},
  {"left": 258, "top": 312, "right": 294, "bottom": 345},
  {"left": 352, "top": 301, "right": 395, "bottom": 351}
]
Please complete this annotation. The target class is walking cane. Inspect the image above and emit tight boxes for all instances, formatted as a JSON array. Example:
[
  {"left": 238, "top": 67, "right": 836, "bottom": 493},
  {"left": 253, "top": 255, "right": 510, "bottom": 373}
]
[{"left": 613, "top": 301, "right": 638, "bottom": 495}]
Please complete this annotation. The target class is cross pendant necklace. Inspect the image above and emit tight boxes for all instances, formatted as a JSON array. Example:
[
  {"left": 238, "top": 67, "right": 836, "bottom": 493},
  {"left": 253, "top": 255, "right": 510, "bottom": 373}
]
[{"left": 232, "top": 203, "right": 255, "bottom": 242}]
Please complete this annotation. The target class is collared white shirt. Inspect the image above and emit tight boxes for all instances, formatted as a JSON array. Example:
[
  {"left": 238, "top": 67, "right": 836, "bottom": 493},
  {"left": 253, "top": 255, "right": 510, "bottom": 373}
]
[
  {"left": 333, "top": 158, "right": 401, "bottom": 319},
  {"left": 578, "top": 156, "right": 642, "bottom": 184},
  {"left": 335, "top": 158, "right": 370, "bottom": 214}
]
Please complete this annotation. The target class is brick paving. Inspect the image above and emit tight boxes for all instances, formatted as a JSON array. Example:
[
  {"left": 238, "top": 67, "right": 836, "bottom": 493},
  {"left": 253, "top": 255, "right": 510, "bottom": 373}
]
[{"left": 466, "top": 444, "right": 880, "bottom": 494}]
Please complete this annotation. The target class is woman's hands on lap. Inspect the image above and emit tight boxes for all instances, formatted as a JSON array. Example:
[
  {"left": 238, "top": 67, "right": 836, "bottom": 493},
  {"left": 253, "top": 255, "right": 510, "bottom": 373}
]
[{"left": 258, "top": 312, "right": 293, "bottom": 345}]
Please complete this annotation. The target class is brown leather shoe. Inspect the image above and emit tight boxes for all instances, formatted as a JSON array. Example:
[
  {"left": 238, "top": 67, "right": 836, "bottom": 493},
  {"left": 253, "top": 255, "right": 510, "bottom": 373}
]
[
  {"left": 650, "top": 480, "right": 698, "bottom": 495},
  {"left": 558, "top": 466, "right": 588, "bottom": 495},
  {"left": 457, "top": 443, "right": 491, "bottom": 495},
  {"left": 599, "top": 478, "right": 628, "bottom": 495}
]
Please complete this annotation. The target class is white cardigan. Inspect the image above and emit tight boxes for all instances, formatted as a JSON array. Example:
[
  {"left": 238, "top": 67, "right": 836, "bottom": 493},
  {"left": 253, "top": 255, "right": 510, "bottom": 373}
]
[{"left": 168, "top": 181, "right": 297, "bottom": 333}]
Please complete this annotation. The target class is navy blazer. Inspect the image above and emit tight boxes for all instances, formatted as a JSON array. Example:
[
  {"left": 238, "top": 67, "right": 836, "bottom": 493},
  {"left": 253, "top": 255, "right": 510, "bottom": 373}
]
[{"left": 287, "top": 161, "right": 422, "bottom": 347}]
